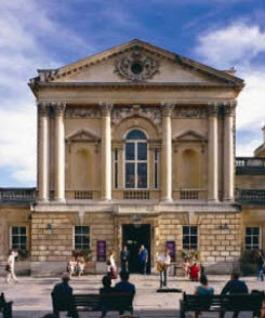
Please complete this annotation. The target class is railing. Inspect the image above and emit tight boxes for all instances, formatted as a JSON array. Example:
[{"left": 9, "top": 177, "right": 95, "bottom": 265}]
[
  {"left": 74, "top": 191, "right": 93, "bottom": 199},
  {"left": 123, "top": 190, "right": 150, "bottom": 200},
  {"left": 236, "top": 157, "right": 265, "bottom": 175},
  {"left": 174, "top": 188, "right": 207, "bottom": 200},
  {"left": 66, "top": 190, "right": 99, "bottom": 200},
  {"left": 236, "top": 189, "right": 265, "bottom": 205},
  {"left": 0, "top": 188, "right": 36, "bottom": 203}
]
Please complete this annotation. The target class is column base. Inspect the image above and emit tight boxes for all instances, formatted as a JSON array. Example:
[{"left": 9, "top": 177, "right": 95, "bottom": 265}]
[
  {"left": 161, "top": 197, "right": 173, "bottom": 203},
  {"left": 207, "top": 198, "right": 219, "bottom": 203},
  {"left": 100, "top": 197, "right": 112, "bottom": 202},
  {"left": 53, "top": 198, "right": 66, "bottom": 204}
]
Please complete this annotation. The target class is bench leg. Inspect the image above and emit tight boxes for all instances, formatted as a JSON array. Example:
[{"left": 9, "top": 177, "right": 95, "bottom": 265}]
[{"left": 3, "top": 302, "right": 12, "bottom": 318}]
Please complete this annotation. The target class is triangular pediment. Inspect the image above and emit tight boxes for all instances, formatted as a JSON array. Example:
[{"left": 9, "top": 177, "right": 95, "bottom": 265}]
[
  {"left": 174, "top": 130, "right": 207, "bottom": 143},
  {"left": 30, "top": 39, "right": 244, "bottom": 88},
  {"left": 66, "top": 129, "right": 100, "bottom": 142}
]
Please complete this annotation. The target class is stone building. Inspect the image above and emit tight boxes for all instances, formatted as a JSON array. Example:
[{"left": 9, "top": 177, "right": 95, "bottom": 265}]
[{"left": 0, "top": 39, "right": 264, "bottom": 275}]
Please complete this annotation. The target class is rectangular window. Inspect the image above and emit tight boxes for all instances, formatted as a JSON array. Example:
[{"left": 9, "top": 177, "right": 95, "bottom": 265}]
[
  {"left": 183, "top": 226, "right": 198, "bottom": 250},
  {"left": 10, "top": 226, "right": 27, "bottom": 251},
  {"left": 245, "top": 227, "right": 260, "bottom": 250},
  {"left": 154, "top": 149, "right": 159, "bottom": 189},
  {"left": 74, "top": 226, "right": 90, "bottom": 250}
]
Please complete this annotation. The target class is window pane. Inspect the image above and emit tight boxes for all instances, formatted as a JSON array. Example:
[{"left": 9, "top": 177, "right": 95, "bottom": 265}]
[
  {"left": 12, "top": 237, "right": 19, "bottom": 245},
  {"left": 126, "top": 163, "right": 135, "bottom": 188},
  {"left": 190, "top": 236, "right": 197, "bottom": 244},
  {"left": 253, "top": 228, "right": 259, "bottom": 235},
  {"left": 245, "top": 237, "right": 251, "bottom": 245},
  {"left": 138, "top": 143, "right": 147, "bottom": 160},
  {"left": 183, "top": 226, "right": 189, "bottom": 235},
  {"left": 127, "top": 130, "right": 146, "bottom": 140},
  {"left": 246, "top": 228, "right": 251, "bottom": 235},
  {"left": 137, "top": 163, "right": 147, "bottom": 188},
  {"left": 253, "top": 236, "right": 259, "bottom": 245},
  {"left": 20, "top": 227, "right": 26, "bottom": 235},
  {"left": 20, "top": 236, "right": 27, "bottom": 244},
  {"left": 75, "top": 226, "right": 82, "bottom": 234},
  {"left": 12, "top": 227, "right": 19, "bottom": 235},
  {"left": 126, "top": 143, "right": 135, "bottom": 160},
  {"left": 190, "top": 227, "right": 197, "bottom": 235}
]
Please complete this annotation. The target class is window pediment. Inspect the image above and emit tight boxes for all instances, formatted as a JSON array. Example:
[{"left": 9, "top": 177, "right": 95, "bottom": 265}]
[
  {"left": 173, "top": 130, "right": 207, "bottom": 143},
  {"left": 66, "top": 129, "right": 100, "bottom": 143}
]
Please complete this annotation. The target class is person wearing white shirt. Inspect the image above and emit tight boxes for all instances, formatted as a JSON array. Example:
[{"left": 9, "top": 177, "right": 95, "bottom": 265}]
[
  {"left": 157, "top": 249, "right": 171, "bottom": 288},
  {"left": 6, "top": 250, "right": 19, "bottom": 283}
]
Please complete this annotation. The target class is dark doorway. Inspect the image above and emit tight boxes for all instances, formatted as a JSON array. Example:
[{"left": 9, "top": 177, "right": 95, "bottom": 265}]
[{"left": 122, "top": 224, "right": 151, "bottom": 274}]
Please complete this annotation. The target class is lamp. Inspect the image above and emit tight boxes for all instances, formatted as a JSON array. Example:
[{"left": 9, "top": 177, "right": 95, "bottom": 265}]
[{"left": 219, "top": 223, "right": 229, "bottom": 230}]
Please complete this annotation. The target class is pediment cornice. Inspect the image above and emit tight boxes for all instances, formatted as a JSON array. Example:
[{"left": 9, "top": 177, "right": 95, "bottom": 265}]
[
  {"left": 66, "top": 129, "right": 100, "bottom": 143},
  {"left": 173, "top": 130, "right": 207, "bottom": 143},
  {"left": 29, "top": 39, "right": 244, "bottom": 93}
]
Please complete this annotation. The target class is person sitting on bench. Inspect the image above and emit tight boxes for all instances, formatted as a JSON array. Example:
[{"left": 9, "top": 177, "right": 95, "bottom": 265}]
[
  {"left": 115, "top": 271, "right": 136, "bottom": 315},
  {"left": 221, "top": 272, "right": 249, "bottom": 318},
  {"left": 99, "top": 275, "right": 115, "bottom": 318},
  {"left": 51, "top": 272, "right": 79, "bottom": 318}
]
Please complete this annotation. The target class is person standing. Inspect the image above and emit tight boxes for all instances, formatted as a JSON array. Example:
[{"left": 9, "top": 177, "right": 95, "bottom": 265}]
[
  {"left": 138, "top": 245, "right": 148, "bottom": 275},
  {"left": 157, "top": 249, "right": 171, "bottom": 288},
  {"left": 257, "top": 250, "right": 264, "bottom": 281},
  {"left": 6, "top": 250, "right": 19, "bottom": 283},
  {"left": 120, "top": 245, "right": 130, "bottom": 273},
  {"left": 107, "top": 251, "right": 117, "bottom": 280}
]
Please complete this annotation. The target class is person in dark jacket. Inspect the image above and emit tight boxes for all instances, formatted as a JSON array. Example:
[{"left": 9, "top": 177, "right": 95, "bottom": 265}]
[
  {"left": 120, "top": 246, "right": 130, "bottom": 273},
  {"left": 115, "top": 271, "right": 136, "bottom": 315},
  {"left": 221, "top": 272, "right": 248, "bottom": 318},
  {"left": 51, "top": 273, "right": 78, "bottom": 318},
  {"left": 257, "top": 250, "right": 264, "bottom": 281},
  {"left": 99, "top": 275, "right": 115, "bottom": 318}
]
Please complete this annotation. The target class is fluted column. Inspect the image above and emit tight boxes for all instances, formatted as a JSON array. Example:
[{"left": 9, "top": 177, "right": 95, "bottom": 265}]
[
  {"left": 161, "top": 103, "right": 174, "bottom": 201},
  {"left": 53, "top": 103, "right": 66, "bottom": 202},
  {"left": 223, "top": 103, "right": 236, "bottom": 201},
  {"left": 208, "top": 104, "right": 219, "bottom": 201},
  {"left": 37, "top": 103, "right": 49, "bottom": 202},
  {"left": 100, "top": 103, "right": 113, "bottom": 200}
]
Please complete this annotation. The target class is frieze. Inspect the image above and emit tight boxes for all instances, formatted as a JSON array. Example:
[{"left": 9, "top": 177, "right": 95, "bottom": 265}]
[
  {"left": 111, "top": 105, "right": 161, "bottom": 126},
  {"left": 65, "top": 107, "right": 100, "bottom": 118},
  {"left": 173, "top": 107, "right": 207, "bottom": 118}
]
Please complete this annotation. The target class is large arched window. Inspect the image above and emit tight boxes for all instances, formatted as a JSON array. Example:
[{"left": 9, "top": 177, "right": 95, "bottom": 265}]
[{"left": 125, "top": 129, "right": 148, "bottom": 188}]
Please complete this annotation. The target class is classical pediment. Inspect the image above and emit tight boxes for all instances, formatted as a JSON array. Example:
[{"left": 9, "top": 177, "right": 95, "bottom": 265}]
[
  {"left": 174, "top": 130, "right": 207, "bottom": 143},
  {"left": 66, "top": 129, "right": 100, "bottom": 143},
  {"left": 30, "top": 39, "right": 244, "bottom": 89}
]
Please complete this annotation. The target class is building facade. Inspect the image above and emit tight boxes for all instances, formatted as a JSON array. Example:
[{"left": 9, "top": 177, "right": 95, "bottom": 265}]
[{"left": 0, "top": 39, "right": 264, "bottom": 275}]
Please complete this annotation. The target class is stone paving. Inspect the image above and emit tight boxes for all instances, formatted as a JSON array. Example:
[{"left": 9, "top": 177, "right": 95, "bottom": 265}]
[{"left": 0, "top": 274, "right": 264, "bottom": 318}]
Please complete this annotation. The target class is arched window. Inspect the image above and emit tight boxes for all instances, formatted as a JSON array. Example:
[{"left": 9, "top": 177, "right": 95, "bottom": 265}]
[{"left": 125, "top": 129, "right": 148, "bottom": 188}]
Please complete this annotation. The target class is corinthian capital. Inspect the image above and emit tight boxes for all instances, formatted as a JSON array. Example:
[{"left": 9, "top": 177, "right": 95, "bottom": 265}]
[
  {"left": 207, "top": 102, "right": 220, "bottom": 116},
  {"left": 100, "top": 102, "right": 113, "bottom": 116},
  {"left": 37, "top": 102, "right": 49, "bottom": 116},
  {"left": 161, "top": 102, "right": 175, "bottom": 117},
  {"left": 52, "top": 102, "right": 66, "bottom": 116},
  {"left": 223, "top": 101, "right": 237, "bottom": 116}
]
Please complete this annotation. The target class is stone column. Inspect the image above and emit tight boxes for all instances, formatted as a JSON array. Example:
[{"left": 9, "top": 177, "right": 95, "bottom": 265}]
[
  {"left": 100, "top": 103, "right": 113, "bottom": 200},
  {"left": 37, "top": 103, "right": 49, "bottom": 202},
  {"left": 53, "top": 103, "right": 66, "bottom": 202},
  {"left": 208, "top": 104, "right": 219, "bottom": 201},
  {"left": 161, "top": 103, "right": 174, "bottom": 201},
  {"left": 223, "top": 103, "right": 236, "bottom": 201}
]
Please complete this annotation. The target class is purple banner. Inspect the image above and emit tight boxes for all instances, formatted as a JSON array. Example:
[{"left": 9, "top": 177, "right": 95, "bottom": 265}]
[
  {"left": 166, "top": 241, "right": 176, "bottom": 262},
  {"left": 97, "top": 240, "right": 106, "bottom": 262}
]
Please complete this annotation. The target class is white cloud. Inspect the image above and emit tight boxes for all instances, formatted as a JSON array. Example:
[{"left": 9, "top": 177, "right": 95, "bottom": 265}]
[
  {"left": 194, "top": 22, "right": 265, "bottom": 156},
  {"left": 195, "top": 23, "right": 265, "bottom": 67},
  {"left": 0, "top": 0, "right": 89, "bottom": 186}
]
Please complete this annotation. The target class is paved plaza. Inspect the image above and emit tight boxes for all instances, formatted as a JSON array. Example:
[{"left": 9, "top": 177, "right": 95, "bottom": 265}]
[{"left": 0, "top": 274, "right": 264, "bottom": 318}]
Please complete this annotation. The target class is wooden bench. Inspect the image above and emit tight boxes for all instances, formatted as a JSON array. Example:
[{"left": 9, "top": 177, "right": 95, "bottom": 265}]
[
  {"left": 180, "top": 292, "right": 264, "bottom": 318},
  {"left": 52, "top": 292, "right": 134, "bottom": 316},
  {"left": 0, "top": 293, "right": 13, "bottom": 318}
]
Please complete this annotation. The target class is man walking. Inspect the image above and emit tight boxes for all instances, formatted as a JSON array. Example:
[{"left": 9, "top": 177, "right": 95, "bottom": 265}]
[
  {"left": 6, "top": 250, "right": 19, "bottom": 283},
  {"left": 120, "top": 245, "right": 130, "bottom": 273},
  {"left": 138, "top": 245, "right": 148, "bottom": 275}
]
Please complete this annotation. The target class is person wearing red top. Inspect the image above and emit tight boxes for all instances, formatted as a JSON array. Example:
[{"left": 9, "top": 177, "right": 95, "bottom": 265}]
[{"left": 189, "top": 262, "right": 200, "bottom": 281}]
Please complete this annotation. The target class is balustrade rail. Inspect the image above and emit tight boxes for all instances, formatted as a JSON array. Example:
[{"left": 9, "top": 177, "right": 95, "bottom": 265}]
[
  {"left": 174, "top": 188, "right": 207, "bottom": 200},
  {"left": 123, "top": 190, "right": 150, "bottom": 200},
  {"left": 236, "top": 157, "right": 265, "bottom": 174},
  {"left": 0, "top": 188, "right": 36, "bottom": 203},
  {"left": 236, "top": 189, "right": 265, "bottom": 205}
]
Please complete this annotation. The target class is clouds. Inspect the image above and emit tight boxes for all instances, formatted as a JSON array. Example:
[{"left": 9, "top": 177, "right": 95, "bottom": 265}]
[
  {"left": 0, "top": 0, "right": 90, "bottom": 186},
  {"left": 195, "top": 23, "right": 265, "bottom": 68},
  {"left": 194, "top": 21, "right": 265, "bottom": 155}
]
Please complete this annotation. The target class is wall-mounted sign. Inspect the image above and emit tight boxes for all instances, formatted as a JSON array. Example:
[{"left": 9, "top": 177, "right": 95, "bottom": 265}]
[
  {"left": 97, "top": 240, "right": 106, "bottom": 262},
  {"left": 166, "top": 241, "right": 176, "bottom": 262}
]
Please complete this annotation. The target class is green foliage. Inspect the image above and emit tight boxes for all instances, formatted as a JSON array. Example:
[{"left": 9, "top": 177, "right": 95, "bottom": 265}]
[
  {"left": 180, "top": 249, "right": 200, "bottom": 261},
  {"left": 72, "top": 248, "right": 92, "bottom": 261}
]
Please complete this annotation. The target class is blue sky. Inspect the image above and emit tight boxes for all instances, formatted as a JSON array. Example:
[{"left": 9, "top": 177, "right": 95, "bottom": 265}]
[{"left": 1, "top": 0, "right": 265, "bottom": 186}]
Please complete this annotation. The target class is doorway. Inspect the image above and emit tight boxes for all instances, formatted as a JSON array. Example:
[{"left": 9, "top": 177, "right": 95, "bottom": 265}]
[{"left": 122, "top": 224, "right": 151, "bottom": 274}]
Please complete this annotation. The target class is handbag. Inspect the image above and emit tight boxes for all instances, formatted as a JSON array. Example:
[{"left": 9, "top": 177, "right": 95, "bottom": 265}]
[{"left": 5, "top": 264, "right": 10, "bottom": 272}]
